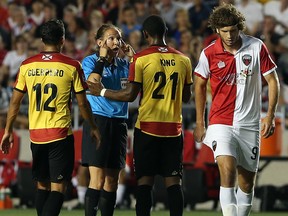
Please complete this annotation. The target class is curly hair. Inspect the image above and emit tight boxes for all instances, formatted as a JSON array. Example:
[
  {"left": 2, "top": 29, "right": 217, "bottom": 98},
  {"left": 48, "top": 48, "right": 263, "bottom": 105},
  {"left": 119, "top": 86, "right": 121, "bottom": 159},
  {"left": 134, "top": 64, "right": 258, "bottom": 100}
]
[{"left": 208, "top": 4, "right": 246, "bottom": 32}]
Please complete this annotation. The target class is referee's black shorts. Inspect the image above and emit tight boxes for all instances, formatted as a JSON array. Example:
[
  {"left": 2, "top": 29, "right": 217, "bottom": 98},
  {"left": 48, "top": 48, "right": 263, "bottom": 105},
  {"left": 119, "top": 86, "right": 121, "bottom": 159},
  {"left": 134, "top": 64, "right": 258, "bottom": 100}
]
[
  {"left": 133, "top": 128, "right": 183, "bottom": 180},
  {"left": 31, "top": 135, "right": 74, "bottom": 183},
  {"left": 82, "top": 114, "right": 127, "bottom": 169}
]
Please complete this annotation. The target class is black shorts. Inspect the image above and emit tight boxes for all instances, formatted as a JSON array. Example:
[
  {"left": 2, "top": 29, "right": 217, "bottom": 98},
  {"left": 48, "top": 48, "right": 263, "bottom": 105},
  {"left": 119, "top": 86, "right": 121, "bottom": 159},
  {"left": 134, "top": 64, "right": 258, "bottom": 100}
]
[
  {"left": 82, "top": 114, "right": 127, "bottom": 169},
  {"left": 31, "top": 135, "right": 74, "bottom": 183},
  {"left": 133, "top": 128, "right": 183, "bottom": 180}
]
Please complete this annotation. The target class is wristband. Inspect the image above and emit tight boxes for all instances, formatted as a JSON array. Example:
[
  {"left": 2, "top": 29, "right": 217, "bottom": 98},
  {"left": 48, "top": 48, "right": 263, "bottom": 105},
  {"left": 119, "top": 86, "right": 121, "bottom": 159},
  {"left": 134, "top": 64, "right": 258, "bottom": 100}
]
[
  {"left": 100, "top": 88, "right": 107, "bottom": 97},
  {"left": 91, "top": 57, "right": 106, "bottom": 76}
]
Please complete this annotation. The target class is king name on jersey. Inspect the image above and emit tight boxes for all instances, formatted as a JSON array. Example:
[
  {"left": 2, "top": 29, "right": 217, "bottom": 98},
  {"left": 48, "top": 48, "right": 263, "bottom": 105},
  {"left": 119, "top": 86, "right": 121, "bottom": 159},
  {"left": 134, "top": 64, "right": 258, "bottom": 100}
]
[
  {"left": 160, "top": 59, "right": 175, "bottom": 67},
  {"left": 28, "top": 68, "right": 64, "bottom": 77}
]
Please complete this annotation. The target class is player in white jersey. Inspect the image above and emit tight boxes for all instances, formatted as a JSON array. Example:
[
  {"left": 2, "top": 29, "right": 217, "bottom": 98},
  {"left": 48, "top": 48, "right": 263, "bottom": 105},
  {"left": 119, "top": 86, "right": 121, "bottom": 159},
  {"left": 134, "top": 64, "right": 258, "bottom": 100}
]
[{"left": 194, "top": 4, "right": 280, "bottom": 216}]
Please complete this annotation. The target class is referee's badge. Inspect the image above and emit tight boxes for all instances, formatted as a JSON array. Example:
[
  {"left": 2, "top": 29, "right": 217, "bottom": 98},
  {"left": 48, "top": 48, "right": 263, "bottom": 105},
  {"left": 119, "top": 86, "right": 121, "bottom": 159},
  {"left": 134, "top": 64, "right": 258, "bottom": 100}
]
[{"left": 121, "top": 78, "right": 128, "bottom": 89}]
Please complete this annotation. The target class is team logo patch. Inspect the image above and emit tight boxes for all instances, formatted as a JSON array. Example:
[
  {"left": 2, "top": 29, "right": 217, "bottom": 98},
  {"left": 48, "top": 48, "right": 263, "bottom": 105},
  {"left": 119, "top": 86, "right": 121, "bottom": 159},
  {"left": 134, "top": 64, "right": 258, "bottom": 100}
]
[
  {"left": 212, "top": 140, "right": 217, "bottom": 151},
  {"left": 57, "top": 174, "right": 63, "bottom": 180},
  {"left": 158, "top": 47, "right": 168, "bottom": 52},
  {"left": 242, "top": 54, "right": 252, "bottom": 66},
  {"left": 217, "top": 61, "right": 225, "bottom": 68},
  {"left": 42, "top": 54, "right": 53, "bottom": 60},
  {"left": 171, "top": 171, "right": 178, "bottom": 176}
]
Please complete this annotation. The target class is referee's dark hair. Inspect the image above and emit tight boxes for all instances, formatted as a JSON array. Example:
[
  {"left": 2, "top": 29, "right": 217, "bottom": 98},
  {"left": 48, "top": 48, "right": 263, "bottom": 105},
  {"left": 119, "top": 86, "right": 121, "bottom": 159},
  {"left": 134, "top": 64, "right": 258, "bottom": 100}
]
[
  {"left": 40, "top": 19, "right": 65, "bottom": 45},
  {"left": 142, "top": 15, "right": 167, "bottom": 37}
]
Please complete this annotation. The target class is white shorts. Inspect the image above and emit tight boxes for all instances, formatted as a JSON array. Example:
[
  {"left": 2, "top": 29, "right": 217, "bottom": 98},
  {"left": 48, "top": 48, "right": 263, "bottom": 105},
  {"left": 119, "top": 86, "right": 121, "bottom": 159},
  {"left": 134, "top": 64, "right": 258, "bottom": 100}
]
[{"left": 203, "top": 124, "right": 260, "bottom": 172}]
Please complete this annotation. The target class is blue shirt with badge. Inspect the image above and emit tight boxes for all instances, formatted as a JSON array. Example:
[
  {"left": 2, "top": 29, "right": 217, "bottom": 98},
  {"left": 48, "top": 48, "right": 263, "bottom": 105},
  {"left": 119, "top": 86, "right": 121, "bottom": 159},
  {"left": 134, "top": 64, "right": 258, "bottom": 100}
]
[{"left": 82, "top": 54, "right": 129, "bottom": 119}]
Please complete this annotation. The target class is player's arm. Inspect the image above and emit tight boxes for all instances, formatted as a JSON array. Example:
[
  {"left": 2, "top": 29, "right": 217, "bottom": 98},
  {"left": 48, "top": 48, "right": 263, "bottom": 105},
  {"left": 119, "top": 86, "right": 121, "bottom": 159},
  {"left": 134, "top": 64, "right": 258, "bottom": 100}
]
[
  {"left": 182, "top": 84, "right": 192, "bottom": 103},
  {"left": 87, "top": 80, "right": 141, "bottom": 102},
  {"left": 194, "top": 75, "right": 208, "bottom": 142},
  {"left": 0, "top": 89, "right": 24, "bottom": 154},
  {"left": 262, "top": 71, "right": 280, "bottom": 138},
  {"left": 74, "top": 92, "right": 101, "bottom": 148}
]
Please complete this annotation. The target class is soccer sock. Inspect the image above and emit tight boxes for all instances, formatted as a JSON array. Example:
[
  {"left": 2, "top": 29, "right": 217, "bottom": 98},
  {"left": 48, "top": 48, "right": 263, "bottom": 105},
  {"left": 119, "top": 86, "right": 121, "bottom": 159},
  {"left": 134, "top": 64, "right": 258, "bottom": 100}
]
[
  {"left": 220, "top": 186, "right": 238, "bottom": 216},
  {"left": 41, "top": 191, "right": 64, "bottom": 216},
  {"left": 167, "top": 184, "right": 184, "bottom": 216},
  {"left": 135, "top": 185, "right": 153, "bottom": 216},
  {"left": 35, "top": 189, "right": 50, "bottom": 216},
  {"left": 99, "top": 190, "right": 117, "bottom": 216},
  {"left": 85, "top": 188, "right": 101, "bottom": 216},
  {"left": 116, "top": 184, "right": 125, "bottom": 205},
  {"left": 77, "top": 185, "right": 87, "bottom": 205},
  {"left": 237, "top": 187, "right": 254, "bottom": 216}
]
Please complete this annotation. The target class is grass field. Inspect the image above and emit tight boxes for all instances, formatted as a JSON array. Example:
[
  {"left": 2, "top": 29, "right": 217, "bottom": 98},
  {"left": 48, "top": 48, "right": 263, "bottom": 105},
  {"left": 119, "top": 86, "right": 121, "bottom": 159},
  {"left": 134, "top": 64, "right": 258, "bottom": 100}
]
[{"left": 1, "top": 209, "right": 288, "bottom": 216}]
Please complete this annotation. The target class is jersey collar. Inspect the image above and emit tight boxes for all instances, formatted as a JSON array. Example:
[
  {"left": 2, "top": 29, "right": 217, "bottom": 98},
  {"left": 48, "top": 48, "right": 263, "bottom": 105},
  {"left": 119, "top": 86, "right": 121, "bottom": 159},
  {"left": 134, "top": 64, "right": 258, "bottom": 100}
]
[{"left": 214, "top": 32, "right": 249, "bottom": 55}]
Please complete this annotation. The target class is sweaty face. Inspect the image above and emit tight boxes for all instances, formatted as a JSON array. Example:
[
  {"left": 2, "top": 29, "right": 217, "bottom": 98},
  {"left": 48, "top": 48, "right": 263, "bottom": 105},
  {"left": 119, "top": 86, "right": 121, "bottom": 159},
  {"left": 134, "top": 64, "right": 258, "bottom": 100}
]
[{"left": 217, "top": 25, "right": 240, "bottom": 49}]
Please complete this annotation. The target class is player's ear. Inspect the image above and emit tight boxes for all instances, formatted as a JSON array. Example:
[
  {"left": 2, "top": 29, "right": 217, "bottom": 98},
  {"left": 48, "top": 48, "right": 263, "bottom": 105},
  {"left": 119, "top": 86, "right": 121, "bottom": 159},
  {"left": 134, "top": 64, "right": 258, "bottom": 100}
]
[
  {"left": 143, "top": 30, "right": 148, "bottom": 39},
  {"left": 97, "top": 39, "right": 102, "bottom": 47}
]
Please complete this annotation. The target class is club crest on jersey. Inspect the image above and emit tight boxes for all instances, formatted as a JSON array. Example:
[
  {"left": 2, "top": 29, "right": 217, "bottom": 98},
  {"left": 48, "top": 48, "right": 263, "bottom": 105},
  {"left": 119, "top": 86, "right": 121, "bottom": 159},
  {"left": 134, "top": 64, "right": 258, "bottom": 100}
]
[
  {"left": 158, "top": 47, "right": 168, "bottom": 52},
  {"left": 217, "top": 61, "right": 225, "bottom": 68},
  {"left": 212, "top": 140, "right": 217, "bottom": 151},
  {"left": 42, "top": 54, "right": 53, "bottom": 60},
  {"left": 242, "top": 54, "right": 252, "bottom": 66}
]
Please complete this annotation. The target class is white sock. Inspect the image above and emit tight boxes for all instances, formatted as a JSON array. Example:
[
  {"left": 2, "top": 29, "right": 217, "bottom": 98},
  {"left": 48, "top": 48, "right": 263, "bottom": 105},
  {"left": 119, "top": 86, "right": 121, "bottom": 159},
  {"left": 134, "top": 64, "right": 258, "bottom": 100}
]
[
  {"left": 237, "top": 187, "right": 253, "bottom": 216},
  {"left": 77, "top": 185, "right": 87, "bottom": 204},
  {"left": 116, "top": 184, "right": 125, "bottom": 205},
  {"left": 220, "top": 186, "right": 238, "bottom": 216}
]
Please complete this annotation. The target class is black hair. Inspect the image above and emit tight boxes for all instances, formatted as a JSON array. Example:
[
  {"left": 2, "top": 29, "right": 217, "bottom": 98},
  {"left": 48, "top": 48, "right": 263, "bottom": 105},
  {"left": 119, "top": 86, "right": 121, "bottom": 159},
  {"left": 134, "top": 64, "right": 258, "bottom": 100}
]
[
  {"left": 40, "top": 19, "right": 65, "bottom": 45},
  {"left": 142, "top": 15, "right": 167, "bottom": 37}
]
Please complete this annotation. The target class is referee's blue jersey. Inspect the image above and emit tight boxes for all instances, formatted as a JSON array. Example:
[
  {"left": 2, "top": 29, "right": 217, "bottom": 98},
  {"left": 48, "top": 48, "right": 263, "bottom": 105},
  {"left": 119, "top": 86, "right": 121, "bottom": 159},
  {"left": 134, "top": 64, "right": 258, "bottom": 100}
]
[{"left": 82, "top": 54, "right": 129, "bottom": 119}]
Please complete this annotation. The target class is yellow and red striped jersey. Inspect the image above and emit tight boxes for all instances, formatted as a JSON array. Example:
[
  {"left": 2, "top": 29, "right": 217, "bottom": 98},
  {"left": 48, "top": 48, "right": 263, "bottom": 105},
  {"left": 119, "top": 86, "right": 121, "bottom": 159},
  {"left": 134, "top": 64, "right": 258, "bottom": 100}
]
[
  {"left": 129, "top": 46, "right": 193, "bottom": 137},
  {"left": 14, "top": 52, "right": 87, "bottom": 144}
]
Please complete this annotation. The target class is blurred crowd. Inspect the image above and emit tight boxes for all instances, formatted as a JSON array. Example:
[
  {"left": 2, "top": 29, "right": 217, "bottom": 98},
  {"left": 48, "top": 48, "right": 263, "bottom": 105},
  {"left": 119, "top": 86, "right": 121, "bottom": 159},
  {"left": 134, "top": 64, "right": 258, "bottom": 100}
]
[{"left": 0, "top": 0, "right": 288, "bottom": 129}]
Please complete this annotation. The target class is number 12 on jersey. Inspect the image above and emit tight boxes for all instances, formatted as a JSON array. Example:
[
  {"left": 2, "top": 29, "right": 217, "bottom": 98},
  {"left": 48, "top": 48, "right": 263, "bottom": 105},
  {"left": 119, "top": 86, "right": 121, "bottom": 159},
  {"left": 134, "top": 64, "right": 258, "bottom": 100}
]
[{"left": 33, "top": 83, "right": 57, "bottom": 112}]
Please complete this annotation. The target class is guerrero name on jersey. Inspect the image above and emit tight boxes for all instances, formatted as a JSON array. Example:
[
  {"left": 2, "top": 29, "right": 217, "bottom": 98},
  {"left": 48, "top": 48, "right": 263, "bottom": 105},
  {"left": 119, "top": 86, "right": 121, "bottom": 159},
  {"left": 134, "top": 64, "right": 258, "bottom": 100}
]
[{"left": 14, "top": 52, "right": 87, "bottom": 144}]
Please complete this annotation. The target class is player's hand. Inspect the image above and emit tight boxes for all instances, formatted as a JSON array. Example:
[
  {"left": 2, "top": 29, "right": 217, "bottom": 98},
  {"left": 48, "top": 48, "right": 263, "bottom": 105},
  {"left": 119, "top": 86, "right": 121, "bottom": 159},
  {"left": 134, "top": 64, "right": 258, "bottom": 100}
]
[
  {"left": 194, "top": 123, "right": 206, "bottom": 143},
  {"left": 87, "top": 80, "right": 104, "bottom": 96},
  {"left": 0, "top": 132, "right": 14, "bottom": 154},
  {"left": 261, "top": 115, "right": 275, "bottom": 138},
  {"left": 90, "top": 127, "right": 101, "bottom": 149}
]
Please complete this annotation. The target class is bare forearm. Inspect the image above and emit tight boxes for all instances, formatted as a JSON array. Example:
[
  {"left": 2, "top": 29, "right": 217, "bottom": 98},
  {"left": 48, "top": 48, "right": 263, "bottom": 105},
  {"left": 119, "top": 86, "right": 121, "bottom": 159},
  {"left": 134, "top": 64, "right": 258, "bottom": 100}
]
[
  {"left": 5, "top": 103, "right": 20, "bottom": 133},
  {"left": 78, "top": 101, "right": 97, "bottom": 128},
  {"left": 104, "top": 89, "right": 135, "bottom": 102},
  {"left": 195, "top": 84, "right": 207, "bottom": 126},
  {"left": 267, "top": 76, "right": 280, "bottom": 118}
]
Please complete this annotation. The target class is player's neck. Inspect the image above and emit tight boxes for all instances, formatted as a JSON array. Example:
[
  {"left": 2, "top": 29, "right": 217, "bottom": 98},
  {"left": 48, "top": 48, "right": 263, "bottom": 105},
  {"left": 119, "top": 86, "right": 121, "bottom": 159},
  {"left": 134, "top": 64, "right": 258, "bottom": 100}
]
[
  {"left": 43, "top": 44, "right": 62, "bottom": 53},
  {"left": 222, "top": 38, "right": 242, "bottom": 55},
  {"left": 149, "top": 37, "right": 167, "bottom": 47}
]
